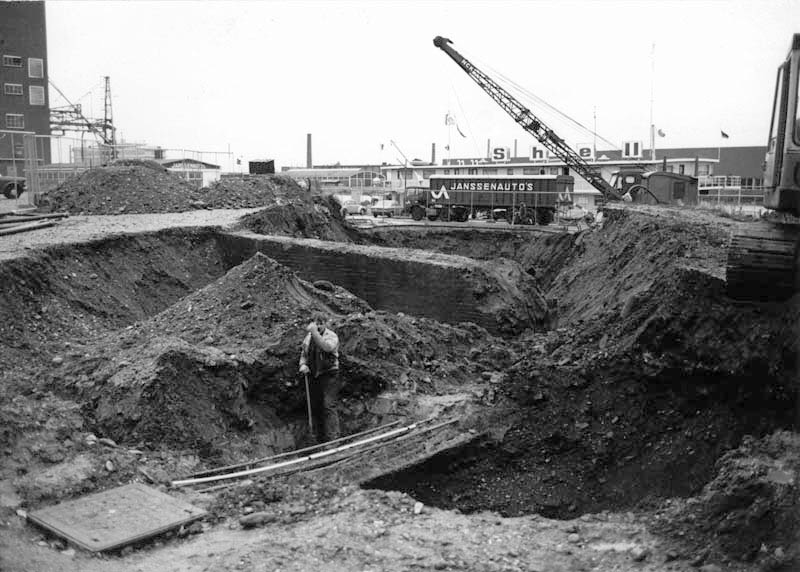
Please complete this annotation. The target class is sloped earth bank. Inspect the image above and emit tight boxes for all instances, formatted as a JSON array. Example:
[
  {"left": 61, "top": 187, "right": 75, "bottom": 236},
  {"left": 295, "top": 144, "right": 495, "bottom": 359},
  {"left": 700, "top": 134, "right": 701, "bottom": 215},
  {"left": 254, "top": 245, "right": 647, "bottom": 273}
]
[
  {"left": 0, "top": 205, "right": 797, "bottom": 571},
  {"left": 360, "top": 207, "right": 799, "bottom": 568}
]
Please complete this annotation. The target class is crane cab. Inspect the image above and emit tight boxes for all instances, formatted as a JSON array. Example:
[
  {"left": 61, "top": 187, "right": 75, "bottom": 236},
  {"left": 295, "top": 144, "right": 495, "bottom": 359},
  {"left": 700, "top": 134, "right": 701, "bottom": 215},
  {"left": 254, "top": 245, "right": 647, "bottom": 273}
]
[
  {"left": 763, "top": 33, "right": 800, "bottom": 214},
  {"left": 609, "top": 169, "right": 698, "bottom": 205}
]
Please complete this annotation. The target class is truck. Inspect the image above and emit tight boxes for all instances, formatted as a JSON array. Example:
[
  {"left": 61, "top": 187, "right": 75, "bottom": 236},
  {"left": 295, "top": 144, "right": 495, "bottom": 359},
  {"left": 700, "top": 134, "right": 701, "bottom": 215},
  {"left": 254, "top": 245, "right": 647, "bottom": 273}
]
[{"left": 407, "top": 175, "right": 573, "bottom": 224}]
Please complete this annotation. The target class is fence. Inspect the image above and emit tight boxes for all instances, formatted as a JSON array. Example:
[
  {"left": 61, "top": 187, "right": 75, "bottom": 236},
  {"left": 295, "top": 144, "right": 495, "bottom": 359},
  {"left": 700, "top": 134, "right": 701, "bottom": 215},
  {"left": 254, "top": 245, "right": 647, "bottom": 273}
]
[{"left": 3, "top": 135, "right": 238, "bottom": 199}]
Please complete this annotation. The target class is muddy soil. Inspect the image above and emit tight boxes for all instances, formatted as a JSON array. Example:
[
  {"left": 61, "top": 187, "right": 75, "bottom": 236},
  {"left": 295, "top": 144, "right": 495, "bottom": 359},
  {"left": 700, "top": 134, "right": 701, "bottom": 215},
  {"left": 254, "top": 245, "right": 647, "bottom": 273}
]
[{"left": 0, "top": 203, "right": 797, "bottom": 572}]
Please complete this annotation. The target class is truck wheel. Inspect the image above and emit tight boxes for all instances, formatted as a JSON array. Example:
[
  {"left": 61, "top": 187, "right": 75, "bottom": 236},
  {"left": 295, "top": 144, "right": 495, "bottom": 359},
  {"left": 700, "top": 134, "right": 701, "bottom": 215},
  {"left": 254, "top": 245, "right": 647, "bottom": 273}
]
[
  {"left": 373, "top": 212, "right": 378, "bottom": 217},
  {"left": 359, "top": 207, "right": 366, "bottom": 215},
  {"left": 427, "top": 214, "right": 439, "bottom": 221},
  {"left": 411, "top": 205, "right": 425, "bottom": 221}
]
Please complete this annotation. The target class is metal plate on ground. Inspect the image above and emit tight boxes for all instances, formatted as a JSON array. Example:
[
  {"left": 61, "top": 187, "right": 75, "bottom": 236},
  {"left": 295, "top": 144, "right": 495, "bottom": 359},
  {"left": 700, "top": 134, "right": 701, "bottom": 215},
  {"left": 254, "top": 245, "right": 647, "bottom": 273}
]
[{"left": 27, "top": 483, "right": 206, "bottom": 552}]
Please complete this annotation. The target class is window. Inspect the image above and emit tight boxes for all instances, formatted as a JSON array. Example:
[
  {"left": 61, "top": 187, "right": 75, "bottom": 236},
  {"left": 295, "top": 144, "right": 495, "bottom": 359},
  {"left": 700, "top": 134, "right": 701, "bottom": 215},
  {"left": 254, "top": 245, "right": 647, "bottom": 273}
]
[
  {"left": 673, "top": 182, "right": 686, "bottom": 200},
  {"left": 467, "top": 168, "right": 478, "bottom": 175},
  {"left": 549, "top": 167, "right": 561, "bottom": 175},
  {"left": 453, "top": 169, "right": 460, "bottom": 175},
  {"left": 28, "top": 58, "right": 44, "bottom": 78},
  {"left": 3, "top": 55, "right": 22, "bottom": 67},
  {"left": 506, "top": 168, "right": 515, "bottom": 175},
  {"left": 443, "top": 169, "right": 450, "bottom": 175},
  {"left": 483, "top": 168, "right": 498, "bottom": 175},
  {"left": 522, "top": 167, "right": 538, "bottom": 175},
  {"left": 4, "top": 83, "right": 23, "bottom": 96},
  {"left": 5, "top": 113, "right": 24, "bottom": 129},
  {"left": 29, "top": 85, "right": 45, "bottom": 105},
  {"left": 422, "top": 169, "right": 434, "bottom": 179},
  {"left": 678, "top": 164, "right": 685, "bottom": 175}
]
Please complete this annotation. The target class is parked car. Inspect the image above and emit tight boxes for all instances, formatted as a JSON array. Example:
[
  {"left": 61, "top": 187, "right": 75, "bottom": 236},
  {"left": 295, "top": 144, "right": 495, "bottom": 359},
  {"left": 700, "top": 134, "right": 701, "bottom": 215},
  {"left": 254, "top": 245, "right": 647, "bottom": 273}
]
[
  {"left": 371, "top": 192, "right": 404, "bottom": 217},
  {"left": 0, "top": 175, "right": 26, "bottom": 199},
  {"left": 340, "top": 200, "right": 369, "bottom": 216}
]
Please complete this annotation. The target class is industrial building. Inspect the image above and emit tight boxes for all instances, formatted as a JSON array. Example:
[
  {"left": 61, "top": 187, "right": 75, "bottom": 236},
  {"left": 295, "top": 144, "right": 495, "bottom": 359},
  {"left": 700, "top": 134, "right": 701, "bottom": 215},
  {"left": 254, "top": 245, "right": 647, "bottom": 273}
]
[{"left": 0, "top": 0, "right": 50, "bottom": 177}]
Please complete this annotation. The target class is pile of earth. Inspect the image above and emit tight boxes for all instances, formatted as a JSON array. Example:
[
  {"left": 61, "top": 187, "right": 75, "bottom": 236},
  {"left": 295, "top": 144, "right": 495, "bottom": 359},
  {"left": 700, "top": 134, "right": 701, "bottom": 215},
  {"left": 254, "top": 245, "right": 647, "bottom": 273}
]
[
  {"left": 364, "top": 207, "right": 797, "bottom": 521},
  {"left": 198, "top": 174, "right": 316, "bottom": 209},
  {"left": 652, "top": 430, "right": 800, "bottom": 570},
  {"left": 237, "top": 194, "right": 354, "bottom": 242},
  {"left": 46, "top": 160, "right": 203, "bottom": 215},
  {"left": 57, "top": 252, "right": 510, "bottom": 459}
]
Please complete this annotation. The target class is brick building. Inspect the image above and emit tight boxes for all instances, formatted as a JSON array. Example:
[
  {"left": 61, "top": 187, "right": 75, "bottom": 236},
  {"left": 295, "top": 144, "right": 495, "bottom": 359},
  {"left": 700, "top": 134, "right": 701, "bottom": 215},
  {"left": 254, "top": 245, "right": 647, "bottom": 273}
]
[{"left": 0, "top": 1, "right": 50, "bottom": 176}]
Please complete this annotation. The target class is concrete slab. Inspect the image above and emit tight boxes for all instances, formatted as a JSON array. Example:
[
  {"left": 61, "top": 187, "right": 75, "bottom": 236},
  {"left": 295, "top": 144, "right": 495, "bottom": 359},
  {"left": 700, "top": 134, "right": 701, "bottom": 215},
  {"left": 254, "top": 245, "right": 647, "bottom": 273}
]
[{"left": 27, "top": 483, "right": 206, "bottom": 552}]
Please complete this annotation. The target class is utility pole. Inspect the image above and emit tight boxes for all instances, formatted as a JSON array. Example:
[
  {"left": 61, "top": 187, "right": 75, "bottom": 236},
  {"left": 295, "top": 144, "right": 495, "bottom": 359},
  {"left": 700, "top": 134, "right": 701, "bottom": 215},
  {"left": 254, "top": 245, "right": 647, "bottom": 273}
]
[
  {"left": 390, "top": 139, "right": 410, "bottom": 192},
  {"left": 103, "top": 76, "right": 117, "bottom": 159}
]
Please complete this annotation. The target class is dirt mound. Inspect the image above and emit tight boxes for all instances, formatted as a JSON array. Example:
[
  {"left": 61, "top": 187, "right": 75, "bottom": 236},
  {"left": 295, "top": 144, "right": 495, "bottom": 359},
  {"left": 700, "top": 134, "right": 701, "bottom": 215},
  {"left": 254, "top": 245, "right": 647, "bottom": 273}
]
[
  {"left": 237, "top": 196, "right": 353, "bottom": 241},
  {"left": 63, "top": 253, "right": 369, "bottom": 451},
  {"left": 199, "top": 174, "right": 311, "bottom": 209},
  {"left": 46, "top": 164, "right": 204, "bottom": 215},
  {"left": 653, "top": 430, "right": 800, "bottom": 569},
  {"left": 62, "top": 252, "right": 506, "bottom": 455},
  {"left": 366, "top": 208, "right": 797, "bottom": 521}
]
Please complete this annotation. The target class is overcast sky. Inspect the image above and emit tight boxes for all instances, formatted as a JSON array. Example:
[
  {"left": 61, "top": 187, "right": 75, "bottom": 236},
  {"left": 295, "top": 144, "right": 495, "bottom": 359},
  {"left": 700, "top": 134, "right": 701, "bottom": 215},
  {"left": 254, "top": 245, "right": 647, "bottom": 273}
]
[{"left": 46, "top": 0, "right": 798, "bottom": 169}]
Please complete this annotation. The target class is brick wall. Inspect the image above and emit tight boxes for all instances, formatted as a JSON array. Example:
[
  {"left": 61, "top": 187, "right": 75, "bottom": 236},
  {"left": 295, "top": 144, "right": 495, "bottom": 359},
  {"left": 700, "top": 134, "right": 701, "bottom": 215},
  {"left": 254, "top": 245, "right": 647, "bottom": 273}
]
[{"left": 217, "top": 231, "right": 548, "bottom": 335}]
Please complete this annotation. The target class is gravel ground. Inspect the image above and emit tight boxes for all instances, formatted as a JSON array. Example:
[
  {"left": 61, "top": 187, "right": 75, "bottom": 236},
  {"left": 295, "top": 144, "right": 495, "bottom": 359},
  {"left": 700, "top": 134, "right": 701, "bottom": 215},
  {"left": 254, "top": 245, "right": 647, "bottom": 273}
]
[{"left": 0, "top": 209, "right": 260, "bottom": 262}]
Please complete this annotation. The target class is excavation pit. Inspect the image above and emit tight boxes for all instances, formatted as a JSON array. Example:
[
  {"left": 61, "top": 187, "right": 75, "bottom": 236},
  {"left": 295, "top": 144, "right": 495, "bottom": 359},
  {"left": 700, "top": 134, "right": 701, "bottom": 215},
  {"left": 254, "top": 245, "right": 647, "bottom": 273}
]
[{"left": 1, "top": 204, "right": 798, "bottom": 570}]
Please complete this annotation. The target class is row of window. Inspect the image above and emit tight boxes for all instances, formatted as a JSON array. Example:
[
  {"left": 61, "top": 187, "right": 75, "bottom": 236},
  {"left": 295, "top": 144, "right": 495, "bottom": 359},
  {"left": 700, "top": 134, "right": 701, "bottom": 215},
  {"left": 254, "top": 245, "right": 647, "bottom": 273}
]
[
  {"left": 2, "top": 55, "right": 44, "bottom": 78},
  {"left": 5, "top": 113, "right": 25, "bottom": 129},
  {"left": 3, "top": 83, "right": 45, "bottom": 105}
]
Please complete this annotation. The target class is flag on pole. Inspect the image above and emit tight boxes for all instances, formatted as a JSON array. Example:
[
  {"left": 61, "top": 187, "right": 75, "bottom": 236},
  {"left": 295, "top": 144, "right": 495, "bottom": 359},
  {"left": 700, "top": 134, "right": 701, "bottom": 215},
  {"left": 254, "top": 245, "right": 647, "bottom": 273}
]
[
  {"left": 445, "top": 113, "right": 456, "bottom": 126},
  {"left": 721, "top": 130, "right": 729, "bottom": 139},
  {"left": 657, "top": 129, "right": 665, "bottom": 137}
]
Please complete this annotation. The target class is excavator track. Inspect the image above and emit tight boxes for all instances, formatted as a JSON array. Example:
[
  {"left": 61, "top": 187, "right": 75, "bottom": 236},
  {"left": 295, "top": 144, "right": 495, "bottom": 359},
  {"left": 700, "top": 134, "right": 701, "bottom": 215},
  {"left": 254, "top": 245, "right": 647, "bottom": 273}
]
[{"left": 726, "top": 223, "right": 800, "bottom": 301}]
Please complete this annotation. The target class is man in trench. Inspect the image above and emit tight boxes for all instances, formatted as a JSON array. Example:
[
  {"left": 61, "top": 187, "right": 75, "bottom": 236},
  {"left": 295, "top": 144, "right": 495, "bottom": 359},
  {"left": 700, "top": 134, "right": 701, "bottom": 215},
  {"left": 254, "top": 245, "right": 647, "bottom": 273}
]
[{"left": 298, "top": 311, "right": 341, "bottom": 443}]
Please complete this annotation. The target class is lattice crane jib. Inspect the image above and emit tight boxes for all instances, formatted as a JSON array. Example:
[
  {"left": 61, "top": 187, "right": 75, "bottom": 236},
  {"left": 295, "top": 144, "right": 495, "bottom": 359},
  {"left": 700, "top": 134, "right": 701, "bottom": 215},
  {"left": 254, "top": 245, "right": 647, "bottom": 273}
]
[{"left": 433, "top": 36, "right": 622, "bottom": 201}]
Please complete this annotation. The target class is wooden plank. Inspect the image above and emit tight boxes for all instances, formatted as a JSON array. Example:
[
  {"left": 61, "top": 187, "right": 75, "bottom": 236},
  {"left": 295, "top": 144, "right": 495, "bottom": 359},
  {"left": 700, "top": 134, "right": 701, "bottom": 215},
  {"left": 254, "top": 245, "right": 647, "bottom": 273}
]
[{"left": 0, "top": 220, "right": 55, "bottom": 236}]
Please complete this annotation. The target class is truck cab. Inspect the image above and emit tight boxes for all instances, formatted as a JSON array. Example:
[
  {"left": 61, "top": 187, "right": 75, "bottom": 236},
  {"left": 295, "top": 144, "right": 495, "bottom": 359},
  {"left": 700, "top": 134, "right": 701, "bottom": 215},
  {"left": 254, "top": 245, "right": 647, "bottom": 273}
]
[{"left": 609, "top": 168, "right": 698, "bottom": 205}]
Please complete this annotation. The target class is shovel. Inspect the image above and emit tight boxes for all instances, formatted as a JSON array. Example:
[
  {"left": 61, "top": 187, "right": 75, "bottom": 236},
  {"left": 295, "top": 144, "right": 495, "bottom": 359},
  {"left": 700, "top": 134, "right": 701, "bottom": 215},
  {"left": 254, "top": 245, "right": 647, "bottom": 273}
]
[{"left": 303, "top": 373, "right": 314, "bottom": 434}]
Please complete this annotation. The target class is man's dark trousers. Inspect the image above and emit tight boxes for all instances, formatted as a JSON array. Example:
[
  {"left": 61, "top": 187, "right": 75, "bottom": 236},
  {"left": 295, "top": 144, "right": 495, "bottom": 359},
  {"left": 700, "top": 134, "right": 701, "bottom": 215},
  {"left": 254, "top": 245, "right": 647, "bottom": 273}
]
[{"left": 309, "top": 370, "right": 342, "bottom": 443}]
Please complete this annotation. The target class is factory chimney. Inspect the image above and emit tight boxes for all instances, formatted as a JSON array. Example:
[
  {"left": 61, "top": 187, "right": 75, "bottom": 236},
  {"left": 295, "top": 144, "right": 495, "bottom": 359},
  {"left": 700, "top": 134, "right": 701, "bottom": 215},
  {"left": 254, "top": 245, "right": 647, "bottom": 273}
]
[
  {"left": 306, "top": 134, "right": 312, "bottom": 168},
  {"left": 431, "top": 143, "right": 436, "bottom": 165}
]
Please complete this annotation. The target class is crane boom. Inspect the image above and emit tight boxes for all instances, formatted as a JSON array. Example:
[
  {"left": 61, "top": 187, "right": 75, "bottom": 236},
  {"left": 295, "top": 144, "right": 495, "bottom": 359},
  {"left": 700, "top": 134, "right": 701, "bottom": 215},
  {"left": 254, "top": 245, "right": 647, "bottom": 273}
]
[{"left": 433, "top": 36, "right": 622, "bottom": 201}]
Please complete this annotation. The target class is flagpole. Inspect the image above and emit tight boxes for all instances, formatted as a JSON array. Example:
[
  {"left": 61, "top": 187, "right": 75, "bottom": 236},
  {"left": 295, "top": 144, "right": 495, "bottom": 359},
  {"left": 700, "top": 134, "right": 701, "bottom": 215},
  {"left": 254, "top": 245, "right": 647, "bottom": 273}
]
[{"left": 650, "top": 43, "right": 656, "bottom": 162}]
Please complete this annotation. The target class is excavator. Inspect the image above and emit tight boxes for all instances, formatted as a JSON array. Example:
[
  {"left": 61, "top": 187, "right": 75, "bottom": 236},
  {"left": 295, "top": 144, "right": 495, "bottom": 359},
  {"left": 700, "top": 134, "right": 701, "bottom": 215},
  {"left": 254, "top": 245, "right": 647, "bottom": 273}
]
[
  {"left": 434, "top": 34, "right": 800, "bottom": 302},
  {"left": 726, "top": 34, "right": 800, "bottom": 301}
]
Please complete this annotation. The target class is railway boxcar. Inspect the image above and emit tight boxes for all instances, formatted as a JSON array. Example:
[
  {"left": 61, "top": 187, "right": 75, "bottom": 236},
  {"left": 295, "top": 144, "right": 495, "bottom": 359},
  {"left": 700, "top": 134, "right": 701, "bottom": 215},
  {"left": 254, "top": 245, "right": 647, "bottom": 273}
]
[{"left": 411, "top": 175, "right": 574, "bottom": 224}]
